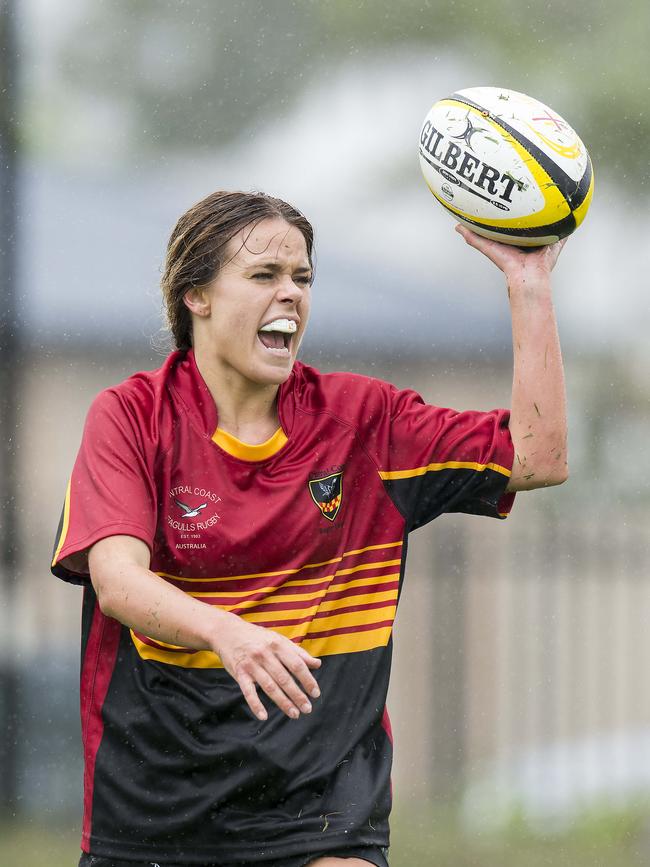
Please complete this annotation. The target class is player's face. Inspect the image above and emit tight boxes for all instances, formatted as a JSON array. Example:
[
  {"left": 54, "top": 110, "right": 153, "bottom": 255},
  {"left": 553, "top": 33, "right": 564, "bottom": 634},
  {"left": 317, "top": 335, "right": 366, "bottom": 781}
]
[{"left": 196, "top": 217, "right": 312, "bottom": 388}]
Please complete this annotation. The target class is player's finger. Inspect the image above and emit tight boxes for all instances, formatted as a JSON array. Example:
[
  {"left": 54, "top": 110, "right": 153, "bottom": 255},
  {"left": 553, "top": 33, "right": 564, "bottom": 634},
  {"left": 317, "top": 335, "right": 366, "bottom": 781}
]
[
  {"left": 455, "top": 223, "right": 474, "bottom": 243},
  {"left": 543, "top": 236, "right": 568, "bottom": 270},
  {"left": 252, "top": 663, "right": 305, "bottom": 719},
  {"left": 455, "top": 223, "right": 492, "bottom": 246},
  {"left": 295, "top": 645, "right": 322, "bottom": 668},
  {"left": 261, "top": 656, "right": 314, "bottom": 715},
  {"left": 455, "top": 223, "right": 505, "bottom": 260},
  {"left": 278, "top": 647, "right": 321, "bottom": 699},
  {"left": 237, "top": 672, "right": 268, "bottom": 722},
  {"left": 553, "top": 236, "right": 569, "bottom": 259}
]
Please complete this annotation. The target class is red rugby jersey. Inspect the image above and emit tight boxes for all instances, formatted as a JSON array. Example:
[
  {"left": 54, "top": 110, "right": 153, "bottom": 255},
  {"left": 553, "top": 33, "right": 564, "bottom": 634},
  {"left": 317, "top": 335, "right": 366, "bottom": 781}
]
[{"left": 51, "top": 349, "right": 514, "bottom": 864}]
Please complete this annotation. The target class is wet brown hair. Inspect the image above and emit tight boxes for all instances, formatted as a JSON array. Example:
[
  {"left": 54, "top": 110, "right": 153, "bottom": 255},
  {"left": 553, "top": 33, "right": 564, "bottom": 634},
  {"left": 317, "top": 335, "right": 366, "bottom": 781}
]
[{"left": 161, "top": 191, "right": 314, "bottom": 350}]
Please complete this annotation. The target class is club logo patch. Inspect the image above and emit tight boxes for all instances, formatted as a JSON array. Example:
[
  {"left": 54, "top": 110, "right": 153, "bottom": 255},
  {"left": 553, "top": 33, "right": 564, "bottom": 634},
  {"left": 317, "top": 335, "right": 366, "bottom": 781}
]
[
  {"left": 308, "top": 472, "right": 343, "bottom": 522},
  {"left": 167, "top": 483, "right": 221, "bottom": 549}
]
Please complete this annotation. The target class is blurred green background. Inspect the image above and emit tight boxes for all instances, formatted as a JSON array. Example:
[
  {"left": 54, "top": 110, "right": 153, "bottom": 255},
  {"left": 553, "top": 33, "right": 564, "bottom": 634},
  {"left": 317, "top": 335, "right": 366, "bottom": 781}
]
[{"left": 1, "top": 1, "right": 650, "bottom": 865}]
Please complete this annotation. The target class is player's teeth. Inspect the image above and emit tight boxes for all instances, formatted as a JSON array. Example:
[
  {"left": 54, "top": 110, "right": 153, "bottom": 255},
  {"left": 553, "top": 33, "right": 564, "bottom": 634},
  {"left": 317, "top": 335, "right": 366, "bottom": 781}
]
[{"left": 259, "top": 319, "right": 297, "bottom": 334}]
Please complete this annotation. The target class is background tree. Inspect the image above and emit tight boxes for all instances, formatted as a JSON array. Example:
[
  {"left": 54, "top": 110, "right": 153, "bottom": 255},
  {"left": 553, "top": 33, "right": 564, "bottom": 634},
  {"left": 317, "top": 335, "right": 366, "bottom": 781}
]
[{"left": 29, "top": 0, "right": 648, "bottom": 183}]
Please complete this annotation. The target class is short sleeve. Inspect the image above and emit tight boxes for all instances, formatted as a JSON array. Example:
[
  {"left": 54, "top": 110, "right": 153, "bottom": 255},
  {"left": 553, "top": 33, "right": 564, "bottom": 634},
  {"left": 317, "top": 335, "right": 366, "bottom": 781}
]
[
  {"left": 376, "top": 385, "right": 515, "bottom": 531},
  {"left": 51, "top": 388, "right": 157, "bottom": 585}
]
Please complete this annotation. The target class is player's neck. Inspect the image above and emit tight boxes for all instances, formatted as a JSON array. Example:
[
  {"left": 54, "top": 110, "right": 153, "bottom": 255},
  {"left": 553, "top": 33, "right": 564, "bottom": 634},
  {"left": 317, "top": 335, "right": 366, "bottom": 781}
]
[{"left": 194, "top": 353, "right": 281, "bottom": 444}]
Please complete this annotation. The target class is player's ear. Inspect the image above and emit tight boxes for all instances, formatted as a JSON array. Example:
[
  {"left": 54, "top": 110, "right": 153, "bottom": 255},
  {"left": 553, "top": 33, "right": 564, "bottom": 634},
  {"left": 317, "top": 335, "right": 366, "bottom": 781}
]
[{"left": 183, "top": 287, "right": 211, "bottom": 318}]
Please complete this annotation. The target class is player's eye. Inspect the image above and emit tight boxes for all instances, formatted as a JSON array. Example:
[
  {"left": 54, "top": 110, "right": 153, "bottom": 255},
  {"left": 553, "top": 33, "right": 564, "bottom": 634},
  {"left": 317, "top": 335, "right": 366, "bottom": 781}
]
[
  {"left": 294, "top": 274, "right": 312, "bottom": 286},
  {"left": 251, "top": 272, "right": 273, "bottom": 281}
]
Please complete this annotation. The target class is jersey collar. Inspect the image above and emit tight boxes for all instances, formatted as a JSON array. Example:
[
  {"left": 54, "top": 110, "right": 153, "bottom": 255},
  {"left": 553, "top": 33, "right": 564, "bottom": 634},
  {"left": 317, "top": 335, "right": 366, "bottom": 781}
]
[{"left": 169, "top": 348, "right": 299, "bottom": 444}]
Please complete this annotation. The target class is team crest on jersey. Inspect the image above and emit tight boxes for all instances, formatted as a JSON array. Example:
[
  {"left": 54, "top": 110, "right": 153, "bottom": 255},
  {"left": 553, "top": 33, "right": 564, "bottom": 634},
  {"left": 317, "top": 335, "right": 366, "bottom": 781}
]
[{"left": 308, "top": 472, "right": 343, "bottom": 522}]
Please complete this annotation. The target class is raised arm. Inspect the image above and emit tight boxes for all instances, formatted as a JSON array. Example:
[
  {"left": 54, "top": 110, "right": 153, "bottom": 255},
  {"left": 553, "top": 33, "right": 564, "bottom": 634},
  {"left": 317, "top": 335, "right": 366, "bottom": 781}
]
[
  {"left": 89, "top": 535, "right": 321, "bottom": 720},
  {"left": 455, "top": 225, "right": 568, "bottom": 492}
]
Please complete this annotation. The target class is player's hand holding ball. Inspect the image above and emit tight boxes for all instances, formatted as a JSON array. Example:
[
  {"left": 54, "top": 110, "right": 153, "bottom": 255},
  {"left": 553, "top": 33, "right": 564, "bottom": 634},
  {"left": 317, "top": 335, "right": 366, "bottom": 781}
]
[{"left": 455, "top": 223, "right": 568, "bottom": 284}]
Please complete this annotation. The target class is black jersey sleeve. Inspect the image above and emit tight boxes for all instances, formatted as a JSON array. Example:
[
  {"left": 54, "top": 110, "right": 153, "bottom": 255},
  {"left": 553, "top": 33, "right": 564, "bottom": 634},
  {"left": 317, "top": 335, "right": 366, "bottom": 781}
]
[{"left": 373, "top": 385, "right": 515, "bottom": 531}]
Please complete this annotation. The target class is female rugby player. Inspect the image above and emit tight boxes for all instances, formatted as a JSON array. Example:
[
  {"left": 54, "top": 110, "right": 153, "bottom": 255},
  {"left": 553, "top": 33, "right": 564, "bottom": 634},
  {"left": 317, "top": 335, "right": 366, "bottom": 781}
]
[{"left": 52, "top": 191, "right": 567, "bottom": 867}]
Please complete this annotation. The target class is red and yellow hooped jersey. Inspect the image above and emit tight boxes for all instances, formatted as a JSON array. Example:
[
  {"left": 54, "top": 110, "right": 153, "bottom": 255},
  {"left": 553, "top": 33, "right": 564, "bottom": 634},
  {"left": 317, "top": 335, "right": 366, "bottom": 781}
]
[{"left": 51, "top": 349, "right": 514, "bottom": 863}]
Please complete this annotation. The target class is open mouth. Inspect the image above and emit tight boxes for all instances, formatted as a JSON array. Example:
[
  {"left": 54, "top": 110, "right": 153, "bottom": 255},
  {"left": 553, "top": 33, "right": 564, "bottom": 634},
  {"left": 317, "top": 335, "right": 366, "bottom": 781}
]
[{"left": 257, "top": 318, "right": 297, "bottom": 357}]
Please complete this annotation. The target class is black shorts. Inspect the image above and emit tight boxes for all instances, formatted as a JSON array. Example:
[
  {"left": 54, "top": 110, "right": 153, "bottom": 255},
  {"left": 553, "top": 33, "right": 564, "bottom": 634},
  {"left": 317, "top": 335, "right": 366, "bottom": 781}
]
[{"left": 79, "top": 846, "right": 389, "bottom": 867}]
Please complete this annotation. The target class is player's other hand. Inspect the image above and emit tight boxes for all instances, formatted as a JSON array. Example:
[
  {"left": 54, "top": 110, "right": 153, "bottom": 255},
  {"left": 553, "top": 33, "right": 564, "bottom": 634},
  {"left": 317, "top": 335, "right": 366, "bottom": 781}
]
[
  {"left": 455, "top": 223, "right": 567, "bottom": 283},
  {"left": 212, "top": 612, "right": 322, "bottom": 722}
]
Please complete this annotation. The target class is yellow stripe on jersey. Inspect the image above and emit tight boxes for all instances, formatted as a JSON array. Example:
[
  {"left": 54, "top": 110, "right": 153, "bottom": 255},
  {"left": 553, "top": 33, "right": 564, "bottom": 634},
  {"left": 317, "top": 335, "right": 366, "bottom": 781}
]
[
  {"left": 130, "top": 542, "right": 405, "bottom": 668},
  {"left": 292, "top": 603, "right": 396, "bottom": 635},
  {"left": 193, "top": 574, "right": 401, "bottom": 610},
  {"left": 51, "top": 479, "right": 72, "bottom": 567},
  {"left": 378, "top": 460, "right": 511, "bottom": 481},
  {"left": 156, "top": 541, "right": 404, "bottom": 584},
  {"left": 131, "top": 631, "right": 392, "bottom": 669},
  {"left": 181, "top": 559, "right": 403, "bottom": 601},
  {"left": 212, "top": 426, "right": 288, "bottom": 461},
  {"left": 334, "top": 558, "right": 402, "bottom": 577},
  {"left": 302, "top": 626, "right": 393, "bottom": 658},
  {"left": 130, "top": 600, "right": 396, "bottom": 668},
  {"left": 240, "top": 587, "right": 400, "bottom": 623}
]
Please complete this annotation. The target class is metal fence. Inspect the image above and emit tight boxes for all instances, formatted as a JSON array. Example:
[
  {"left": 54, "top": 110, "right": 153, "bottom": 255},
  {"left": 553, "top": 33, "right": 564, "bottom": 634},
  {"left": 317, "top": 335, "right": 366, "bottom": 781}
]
[{"left": 391, "top": 505, "right": 650, "bottom": 826}]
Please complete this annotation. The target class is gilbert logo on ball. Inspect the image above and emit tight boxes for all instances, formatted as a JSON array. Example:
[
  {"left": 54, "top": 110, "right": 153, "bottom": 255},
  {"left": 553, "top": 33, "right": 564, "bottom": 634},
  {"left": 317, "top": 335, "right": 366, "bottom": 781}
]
[{"left": 418, "top": 86, "right": 594, "bottom": 246}]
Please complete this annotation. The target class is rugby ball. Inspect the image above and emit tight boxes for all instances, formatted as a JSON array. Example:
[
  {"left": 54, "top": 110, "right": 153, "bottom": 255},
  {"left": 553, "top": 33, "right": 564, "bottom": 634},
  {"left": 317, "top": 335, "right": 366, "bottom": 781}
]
[{"left": 418, "top": 86, "right": 594, "bottom": 246}]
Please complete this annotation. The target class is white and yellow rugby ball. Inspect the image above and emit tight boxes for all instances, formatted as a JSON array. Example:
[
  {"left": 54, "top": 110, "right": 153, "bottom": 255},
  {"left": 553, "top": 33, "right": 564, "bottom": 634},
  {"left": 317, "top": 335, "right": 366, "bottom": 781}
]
[{"left": 418, "top": 86, "right": 594, "bottom": 246}]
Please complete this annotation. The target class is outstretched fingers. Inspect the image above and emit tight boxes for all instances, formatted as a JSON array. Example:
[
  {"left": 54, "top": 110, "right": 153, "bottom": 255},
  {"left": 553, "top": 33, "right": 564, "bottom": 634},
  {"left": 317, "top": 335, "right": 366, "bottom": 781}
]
[
  {"left": 237, "top": 671, "right": 269, "bottom": 722},
  {"left": 230, "top": 633, "right": 322, "bottom": 722},
  {"left": 252, "top": 656, "right": 312, "bottom": 719},
  {"left": 236, "top": 660, "right": 306, "bottom": 722},
  {"left": 280, "top": 643, "right": 322, "bottom": 696}
]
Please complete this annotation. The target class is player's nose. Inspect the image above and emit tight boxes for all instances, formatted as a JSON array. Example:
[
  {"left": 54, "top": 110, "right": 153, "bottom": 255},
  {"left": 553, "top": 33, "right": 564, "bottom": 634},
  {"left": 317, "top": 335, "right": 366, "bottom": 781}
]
[{"left": 276, "top": 274, "right": 304, "bottom": 304}]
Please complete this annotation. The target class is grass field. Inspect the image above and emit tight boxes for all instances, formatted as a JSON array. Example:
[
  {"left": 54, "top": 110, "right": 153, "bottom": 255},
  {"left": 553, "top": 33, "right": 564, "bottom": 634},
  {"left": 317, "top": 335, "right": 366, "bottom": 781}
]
[
  {"left": 389, "top": 804, "right": 650, "bottom": 867},
  {"left": 2, "top": 804, "right": 649, "bottom": 867}
]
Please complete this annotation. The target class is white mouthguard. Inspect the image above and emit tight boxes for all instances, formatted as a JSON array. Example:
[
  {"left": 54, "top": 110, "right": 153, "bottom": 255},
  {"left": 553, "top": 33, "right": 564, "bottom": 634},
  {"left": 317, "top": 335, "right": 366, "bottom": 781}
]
[{"left": 259, "top": 319, "right": 298, "bottom": 334}]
